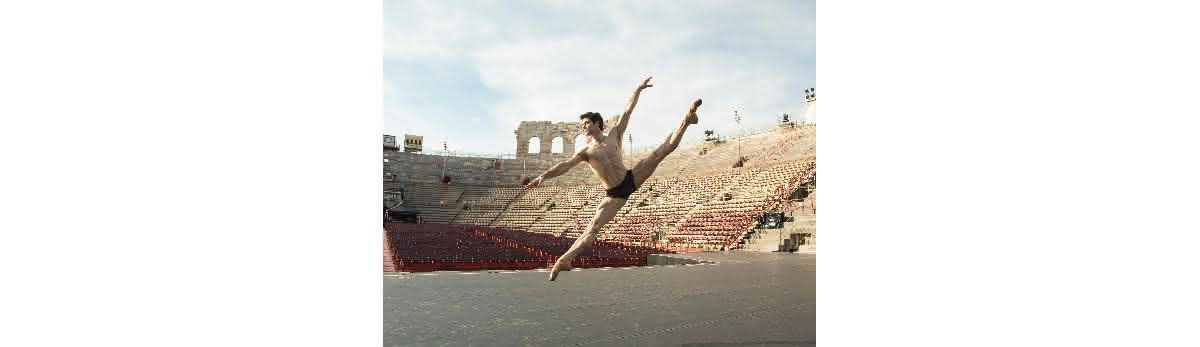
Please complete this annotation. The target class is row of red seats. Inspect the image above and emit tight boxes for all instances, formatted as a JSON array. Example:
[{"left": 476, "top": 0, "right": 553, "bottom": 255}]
[
  {"left": 384, "top": 223, "right": 674, "bottom": 271},
  {"left": 469, "top": 226, "right": 672, "bottom": 267},
  {"left": 614, "top": 216, "right": 662, "bottom": 234},
  {"left": 385, "top": 223, "right": 544, "bottom": 270},
  {"left": 673, "top": 211, "right": 758, "bottom": 236}
]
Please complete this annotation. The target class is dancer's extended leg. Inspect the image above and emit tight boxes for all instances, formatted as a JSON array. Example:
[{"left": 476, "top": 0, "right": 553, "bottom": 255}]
[
  {"left": 631, "top": 99, "right": 702, "bottom": 186},
  {"left": 550, "top": 197, "right": 626, "bottom": 281}
]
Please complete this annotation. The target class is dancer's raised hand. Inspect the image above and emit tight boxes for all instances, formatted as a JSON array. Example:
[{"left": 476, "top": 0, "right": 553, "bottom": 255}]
[{"left": 636, "top": 76, "right": 653, "bottom": 90}]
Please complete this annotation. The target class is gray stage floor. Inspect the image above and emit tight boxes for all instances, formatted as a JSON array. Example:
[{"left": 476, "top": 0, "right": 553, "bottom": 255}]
[{"left": 384, "top": 251, "right": 815, "bottom": 346}]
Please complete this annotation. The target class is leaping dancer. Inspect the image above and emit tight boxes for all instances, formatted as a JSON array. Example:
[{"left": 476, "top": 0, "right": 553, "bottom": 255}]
[{"left": 524, "top": 76, "right": 702, "bottom": 281}]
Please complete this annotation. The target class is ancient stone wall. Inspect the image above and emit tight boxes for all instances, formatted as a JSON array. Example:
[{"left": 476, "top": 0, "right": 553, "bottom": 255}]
[
  {"left": 513, "top": 116, "right": 615, "bottom": 157},
  {"left": 514, "top": 121, "right": 579, "bottom": 157},
  {"left": 387, "top": 118, "right": 809, "bottom": 187},
  {"left": 403, "top": 134, "right": 424, "bottom": 153},
  {"left": 385, "top": 151, "right": 572, "bottom": 186}
]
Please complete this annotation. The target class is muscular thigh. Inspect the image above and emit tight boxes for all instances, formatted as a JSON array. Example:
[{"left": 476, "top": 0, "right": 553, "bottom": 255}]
[
  {"left": 587, "top": 197, "right": 627, "bottom": 229},
  {"left": 631, "top": 152, "right": 665, "bottom": 187}
]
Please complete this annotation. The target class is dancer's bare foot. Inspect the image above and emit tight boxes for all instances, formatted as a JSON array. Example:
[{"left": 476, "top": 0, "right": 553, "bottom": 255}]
[
  {"left": 684, "top": 99, "right": 702, "bottom": 124},
  {"left": 548, "top": 261, "right": 573, "bottom": 281}
]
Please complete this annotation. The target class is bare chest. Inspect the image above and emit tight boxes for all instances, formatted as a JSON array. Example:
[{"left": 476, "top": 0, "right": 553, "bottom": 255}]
[
  {"left": 583, "top": 142, "right": 621, "bottom": 165},
  {"left": 582, "top": 142, "right": 626, "bottom": 185}
]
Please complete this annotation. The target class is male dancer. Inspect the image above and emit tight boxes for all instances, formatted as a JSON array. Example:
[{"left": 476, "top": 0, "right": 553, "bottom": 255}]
[{"left": 524, "top": 76, "right": 702, "bottom": 281}]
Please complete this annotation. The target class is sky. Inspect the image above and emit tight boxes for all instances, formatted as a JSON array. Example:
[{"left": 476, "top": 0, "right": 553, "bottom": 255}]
[{"left": 385, "top": 0, "right": 814, "bottom": 155}]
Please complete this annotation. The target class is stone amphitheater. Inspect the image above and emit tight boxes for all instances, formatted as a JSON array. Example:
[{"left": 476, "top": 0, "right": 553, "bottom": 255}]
[
  {"left": 385, "top": 117, "right": 815, "bottom": 253},
  {"left": 384, "top": 103, "right": 817, "bottom": 346}
]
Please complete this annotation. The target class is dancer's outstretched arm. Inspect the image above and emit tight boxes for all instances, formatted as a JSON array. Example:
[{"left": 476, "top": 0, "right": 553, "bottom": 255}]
[
  {"left": 524, "top": 151, "right": 586, "bottom": 189},
  {"left": 607, "top": 76, "right": 653, "bottom": 141}
]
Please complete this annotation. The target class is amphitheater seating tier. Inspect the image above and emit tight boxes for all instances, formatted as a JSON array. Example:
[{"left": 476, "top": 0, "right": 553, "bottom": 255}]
[
  {"left": 384, "top": 223, "right": 672, "bottom": 271},
  {"left": 387, "top": 126, "right": 816, "bottom": 249}
]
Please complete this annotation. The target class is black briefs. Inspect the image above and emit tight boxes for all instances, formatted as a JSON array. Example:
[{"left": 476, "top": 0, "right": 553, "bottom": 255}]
[{"left": 605, "top": 170, "right": 637, "bottom": 199}]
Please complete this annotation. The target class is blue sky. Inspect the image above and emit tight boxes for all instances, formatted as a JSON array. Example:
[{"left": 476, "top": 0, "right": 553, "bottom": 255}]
[{"left": 385, "top": 0, "right": 814, "bottom": 155}]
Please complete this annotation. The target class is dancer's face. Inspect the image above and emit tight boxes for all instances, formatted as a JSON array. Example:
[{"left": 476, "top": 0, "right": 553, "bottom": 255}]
[{"left": 581, "top": 119, "right": 599, "bottom": 135}]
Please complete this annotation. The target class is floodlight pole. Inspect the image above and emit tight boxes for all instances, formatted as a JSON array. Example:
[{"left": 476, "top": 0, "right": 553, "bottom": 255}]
[
  {"left": 628, "top": 133, "right": 633, "bottom": 167},
  {"left": 734, "top": 110, "right": 743, "bottom": 161}
]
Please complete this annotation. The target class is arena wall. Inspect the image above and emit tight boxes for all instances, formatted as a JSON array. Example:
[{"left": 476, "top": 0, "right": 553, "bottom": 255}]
[{"left": 387, "top": 124, "right": 813, "bottom": 186}]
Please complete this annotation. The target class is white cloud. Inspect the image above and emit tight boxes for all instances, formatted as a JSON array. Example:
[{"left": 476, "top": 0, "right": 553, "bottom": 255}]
[{"left": 385, "top": 0, "right": 815, "bottom": 154}]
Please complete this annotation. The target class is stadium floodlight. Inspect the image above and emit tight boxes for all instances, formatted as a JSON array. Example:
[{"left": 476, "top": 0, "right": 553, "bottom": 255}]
[
  {"left": 732, "top": 109, "right": 744, "bottom": 163},
  {"left": 628, "top": 133, "right": 633, "bottom": 167},
  {"left": 441, "top": 140, "right": 449, "bottom": 179}
]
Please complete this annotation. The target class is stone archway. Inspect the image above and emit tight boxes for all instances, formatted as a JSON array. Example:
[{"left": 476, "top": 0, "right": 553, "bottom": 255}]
[
  {"left": 573, "top": 133, "right": 588, "bottom": 152},
  {"left": 515, "top": 121, "right": 584, "bottom": 157},
  {"left": 526, "top": 137, "right": 541, "bottom": 154},
  {"left": 551, "top": 137, "right": 564, "bottom": 153}
]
